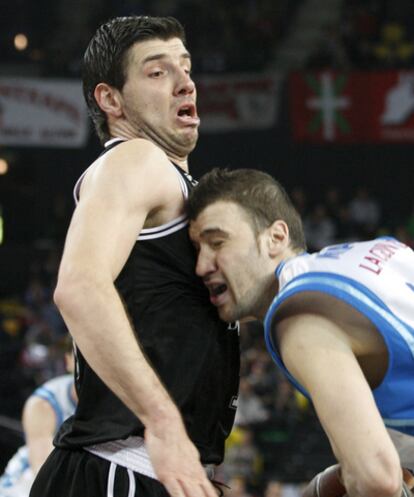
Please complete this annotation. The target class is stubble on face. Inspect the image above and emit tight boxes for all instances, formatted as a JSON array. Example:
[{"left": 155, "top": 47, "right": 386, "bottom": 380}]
[
  {"left": 192, "top": 201, "right": 271, "bottom": 323},
  {"left": 220, "top": 245, "right": 269, "bottom": 323}
]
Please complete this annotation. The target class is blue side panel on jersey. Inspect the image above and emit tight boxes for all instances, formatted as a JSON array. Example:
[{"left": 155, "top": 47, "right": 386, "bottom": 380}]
[
  {"left": 264, "top": 271, "right": 414, "bottom": 429},
  {"left": 33, "top": 387, "right": 63, "bottom": 427}
]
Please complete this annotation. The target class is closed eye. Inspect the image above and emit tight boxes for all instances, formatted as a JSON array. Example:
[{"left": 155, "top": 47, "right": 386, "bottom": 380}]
[{"left": 210, "top": 240, "right": 224, "bottom": 249}]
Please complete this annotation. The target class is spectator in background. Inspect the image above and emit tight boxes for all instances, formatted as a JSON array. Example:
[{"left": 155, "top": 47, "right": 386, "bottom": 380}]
[
  {"left": 245, "top": 350, "right": 278, "bottom": 406},
  {"left": 0, "top": 335, "right": 76, "bottom": 497},
  {"left": 263, "top": 479, "right": 283, "bottom": 497},
  {"left": 306, "top": 25, "right": 350, "bottom": 70},
  {"left": 267, "top": 377, "right": 305, "bottom": 429},
  {"left": 224, "top": 475, "right": 255, "bottom": 497},
  {"left": 405, "top": 203, "right": 414, "bottom": 240},
  {"left": 348, "top": 186, "right": 381, "bottom": 238},
  {"left": 324, "top": 187, "right": 352, "bottom": 241},
  {"left": 303, "top": 204, "right": 336, "bottom": 251},
  {"left": 373, "top": 22, "right": 414, "bottom": 68},
  {"left": 341, "top": 2, "right": 380, "bottom": 68},
  {"left": 392, "top": 225, "right": 414, "bottom": 248},
  {"left": 289, "top": 187, "right": 307, "bottom": 218},
  {"left": 223, "top": 428, "right": 263, "bottom": 488},
  {"left": 21, "top": 277, "right": 67, "bottom": 385},
  {"left": 235, "top": 378, "right": 269, "bottom": 426},
  {"left": 0, "top": 300, "right": 29, "bottom": 417}
]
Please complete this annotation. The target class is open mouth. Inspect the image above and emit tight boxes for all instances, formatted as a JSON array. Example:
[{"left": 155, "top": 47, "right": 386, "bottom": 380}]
[
  {"left": 176, "top": 103, "right": 199, "bottom": 125},
  {"left": 177, "top": 105, "right": 193, "bottom": 117},
  {"left": 209, "top": 284, "right": 228, "bottom": 298}
]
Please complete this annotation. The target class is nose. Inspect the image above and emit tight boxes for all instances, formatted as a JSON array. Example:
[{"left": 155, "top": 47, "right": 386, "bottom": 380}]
[
  {"left": 174, "top": 68, "right": 195, "bottom": 96},
  {"left": 195, "top": 249, "right": 216, "bottom": 278}
]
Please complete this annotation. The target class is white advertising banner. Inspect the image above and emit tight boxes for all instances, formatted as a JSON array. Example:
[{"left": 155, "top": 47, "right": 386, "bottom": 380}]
[
  {"left": 0, "top": 78, "right": 89, "bottom": 148},
  {"left": 196, "top": 73, "right": 282, "bottom": 132}
]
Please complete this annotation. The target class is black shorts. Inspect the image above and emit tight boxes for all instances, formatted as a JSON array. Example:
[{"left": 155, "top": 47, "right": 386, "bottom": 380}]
[{"left": 29, "top": 448, "right": 170, "bottom": 497}]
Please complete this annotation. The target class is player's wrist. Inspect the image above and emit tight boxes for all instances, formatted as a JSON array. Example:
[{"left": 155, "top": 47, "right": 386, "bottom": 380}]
[{"left": 144, "top": 405, "right": 184, "bottom": 435}]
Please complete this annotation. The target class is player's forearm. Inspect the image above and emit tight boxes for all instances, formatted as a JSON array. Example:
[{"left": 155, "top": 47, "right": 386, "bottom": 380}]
[
  {"left": 54, "top": 275, "right": 182, "bottom": 429},
  {"left": 321, "top": 412, "right": 402, "bottom": 497},
  {"left": 301, "top": 464, "right": 409, "bottom": 497}
]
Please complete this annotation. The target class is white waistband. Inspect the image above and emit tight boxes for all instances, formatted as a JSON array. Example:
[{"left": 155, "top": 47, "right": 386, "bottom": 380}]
[{"left": 85, "top": 436, "right": 158, "bottom": 480}]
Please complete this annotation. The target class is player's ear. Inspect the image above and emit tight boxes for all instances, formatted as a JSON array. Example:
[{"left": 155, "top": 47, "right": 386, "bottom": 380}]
[
  {"left": 267, "top": 220, "right": 289, "bottom": 257},
  {"left": 94, "top": 83, "right": 123, "bottom": 118}
]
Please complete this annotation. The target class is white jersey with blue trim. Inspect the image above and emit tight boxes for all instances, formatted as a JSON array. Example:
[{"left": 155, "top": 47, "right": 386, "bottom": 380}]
[
  {"left": 264, "top": 237, "right": 414, "bottom": 439},
  {"left": 30, "top": 374, "right": 75, "bottom": 428},
  {"left": 0, "top": 375, "right": 75, "bottom": 497}
]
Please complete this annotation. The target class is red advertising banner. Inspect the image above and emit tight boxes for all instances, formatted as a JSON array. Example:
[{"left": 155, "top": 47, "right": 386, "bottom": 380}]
[
  {"left": 196, "top": 73, "right": 282, "bottom": 132},
  {"left": 290, "top": 70, "right": 414, "bottom": 143}
]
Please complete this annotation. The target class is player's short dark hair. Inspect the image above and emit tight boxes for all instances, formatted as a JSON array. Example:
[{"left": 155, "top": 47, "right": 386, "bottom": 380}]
[
  {"left": 83, "top": 16, "right": 186, "bottom": 144},
  {"left": 188, "top": 168, "right": 306, "bottom": 252}
]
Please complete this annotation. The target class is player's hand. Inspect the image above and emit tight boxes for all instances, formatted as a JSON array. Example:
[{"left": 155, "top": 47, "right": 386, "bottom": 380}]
[
  {"left": 403, "top": 468, "right": 414, "bottom": 491},
  {"left": 402, "top": 468, "right": 414, "bottom": 496},
  {"left": 145, "top": 422, "right": 218, "bottom": 497}
]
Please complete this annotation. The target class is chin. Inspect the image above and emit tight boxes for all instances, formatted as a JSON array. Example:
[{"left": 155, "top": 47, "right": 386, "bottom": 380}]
[
  {"left": 183, "top": 131, "right": 198, "bottom": 150},
  {"left": 174, "top": 135, "right": 197, "bottom": 157},
  {"left": 218, "top": 307, "right": 239, "bottom": 323}
]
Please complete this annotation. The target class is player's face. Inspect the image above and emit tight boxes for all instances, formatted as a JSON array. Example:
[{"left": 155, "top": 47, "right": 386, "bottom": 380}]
[
  {"left": 120, "top": 37, "right": 199, "bottom": 157},
  {"left": 190, "top": 201, "right": 273, "bottom": 322}
]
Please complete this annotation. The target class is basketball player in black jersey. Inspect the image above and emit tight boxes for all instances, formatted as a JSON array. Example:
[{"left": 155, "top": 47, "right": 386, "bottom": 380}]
[{"left": 29, "top": 16, "right": 240, "bottom": 497}]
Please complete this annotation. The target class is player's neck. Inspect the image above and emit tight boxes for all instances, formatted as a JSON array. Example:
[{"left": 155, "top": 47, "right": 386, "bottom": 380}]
[{"left": 166, "top": 155, "right": 189, "bottom": 172}]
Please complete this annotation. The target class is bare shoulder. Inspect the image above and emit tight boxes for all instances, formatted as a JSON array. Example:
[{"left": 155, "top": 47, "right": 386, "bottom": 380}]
[
  {"left": 275, "top": 291, "right": 384, "bottom": 360},
  {"left": 275, "top": 292, "right": 352, "bottom": 350},
  {"left": 22, "top": 395, "right": 56, "bottom": 428},
  {"left": 278, "top": 290, "right": 376, "bottom": 328},
  {"left": 80, "top": 138, "right": 183, "bottom": 213},
  {"left": 100, "top": 138, "right": 172, "bottom": 174},
  {"left": 89, "top": 138, "right": 177, "bottom": 186}
]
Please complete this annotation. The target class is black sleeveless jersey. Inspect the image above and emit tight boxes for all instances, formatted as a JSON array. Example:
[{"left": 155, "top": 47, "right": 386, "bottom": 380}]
[{"left": 55, "top": 141, "right": 240, "bottom": 465}]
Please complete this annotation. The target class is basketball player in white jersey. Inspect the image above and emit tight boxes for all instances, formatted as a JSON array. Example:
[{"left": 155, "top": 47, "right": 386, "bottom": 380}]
[
  {"left": 0, "top": 337, "right": 76, "bottom": 497},
  {"left": 188, "top": 168, "right": 414, "bottom": 497}
]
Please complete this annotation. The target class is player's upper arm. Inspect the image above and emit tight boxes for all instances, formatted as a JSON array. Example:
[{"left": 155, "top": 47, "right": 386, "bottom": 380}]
[
  {"left": 276, "top": 302, "right": 356, "bottom": 405},
  {"left": 57, "top": 139, "right": 174, "bottom": 284},
  {"left": 22, "top": 395, "right": 57, "bottom": 437},
  {"left": 22, "top": 395, "right": 57, "bottom": 472},
  {"left": 274, "top": 294, "right": 401, "bottom": 492}
]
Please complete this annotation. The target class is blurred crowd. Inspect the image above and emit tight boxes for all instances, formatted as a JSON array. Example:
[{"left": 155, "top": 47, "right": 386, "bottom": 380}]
[
  {"left": 293, "top": 184, "right": 414, "bottom": 251},
  {"left": 2, "top": 0, "right": 302, "bottom": 77},
  {"left": 307, "top": 0, "right": 414, "bottom": 69},
  {"left": 5, "top": 0, "right": 414, "bottom": 76}
]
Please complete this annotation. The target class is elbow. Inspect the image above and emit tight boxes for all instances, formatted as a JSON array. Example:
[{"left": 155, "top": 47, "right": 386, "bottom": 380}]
[
  {"left": 53, "top": 281, "right": 66, "bottom": 310},
  {"left": 54, "top": 277, "right": 76, "bottom": 312},
  {"left": 349, "top": 458, "right": 402, "bottom": 497},
  {"left": 54, "top": 271, "right": 94, "bottom": 315},
  {"left": 357, "top": 478, "right": 401, "bottom": 497}
]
